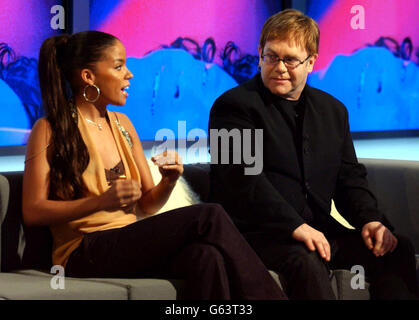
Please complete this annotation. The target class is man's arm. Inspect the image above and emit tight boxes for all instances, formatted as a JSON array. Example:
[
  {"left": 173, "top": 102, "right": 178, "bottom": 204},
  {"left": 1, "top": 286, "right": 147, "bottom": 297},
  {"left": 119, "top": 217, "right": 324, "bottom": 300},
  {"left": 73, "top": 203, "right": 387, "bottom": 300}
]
[
  {"left": 333, "top": 108, "right": 393, "bottom": 230},
  {"left": 333, "top": 108, "right": 397, "bottom": 256}
]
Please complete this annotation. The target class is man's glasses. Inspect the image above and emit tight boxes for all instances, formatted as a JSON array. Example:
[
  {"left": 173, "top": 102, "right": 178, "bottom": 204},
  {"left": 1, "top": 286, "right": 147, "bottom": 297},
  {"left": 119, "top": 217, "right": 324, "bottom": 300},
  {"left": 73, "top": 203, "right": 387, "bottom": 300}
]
[{"left": 261, "top": 54, "right": 311, "bottom": 69}]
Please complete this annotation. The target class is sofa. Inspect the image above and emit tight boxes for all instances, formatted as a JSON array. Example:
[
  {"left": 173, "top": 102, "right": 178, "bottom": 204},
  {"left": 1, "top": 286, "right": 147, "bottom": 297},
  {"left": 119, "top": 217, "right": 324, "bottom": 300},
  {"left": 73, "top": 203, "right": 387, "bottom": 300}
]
[{"left": 0, "top": 158, "right": 418, "bottom": 300}]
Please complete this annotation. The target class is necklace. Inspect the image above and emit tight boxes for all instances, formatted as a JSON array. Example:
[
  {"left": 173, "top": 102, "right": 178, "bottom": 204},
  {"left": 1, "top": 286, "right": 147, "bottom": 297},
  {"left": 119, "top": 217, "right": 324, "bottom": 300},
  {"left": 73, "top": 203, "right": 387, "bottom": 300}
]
[{"left": 85, "top": 118, "right": 103, "bottom": 130}]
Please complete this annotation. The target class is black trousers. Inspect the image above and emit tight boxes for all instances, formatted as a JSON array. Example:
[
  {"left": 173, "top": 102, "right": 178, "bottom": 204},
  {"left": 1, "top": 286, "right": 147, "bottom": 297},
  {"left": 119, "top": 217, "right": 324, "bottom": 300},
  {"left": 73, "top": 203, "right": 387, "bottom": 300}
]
[
  {"left": 66, "top": 203, "right": 287, "bottom": 300},
  {"left": 245, "top": 230, "right": 419, "bottom": 300}
]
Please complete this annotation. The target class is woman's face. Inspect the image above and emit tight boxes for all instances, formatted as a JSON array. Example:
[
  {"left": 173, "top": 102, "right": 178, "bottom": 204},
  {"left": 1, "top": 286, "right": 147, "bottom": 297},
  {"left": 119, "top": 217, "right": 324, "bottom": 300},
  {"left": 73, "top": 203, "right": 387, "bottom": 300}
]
[{"left": 87, "top": 40, "right": 133, "bottom": 106}]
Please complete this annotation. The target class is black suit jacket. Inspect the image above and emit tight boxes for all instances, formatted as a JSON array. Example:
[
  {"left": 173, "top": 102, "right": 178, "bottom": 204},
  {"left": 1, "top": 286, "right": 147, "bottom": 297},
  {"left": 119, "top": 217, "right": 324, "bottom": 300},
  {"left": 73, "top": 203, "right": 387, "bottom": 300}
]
[{"left": 208, "top": 74, "right": 393, "bottom": 240}]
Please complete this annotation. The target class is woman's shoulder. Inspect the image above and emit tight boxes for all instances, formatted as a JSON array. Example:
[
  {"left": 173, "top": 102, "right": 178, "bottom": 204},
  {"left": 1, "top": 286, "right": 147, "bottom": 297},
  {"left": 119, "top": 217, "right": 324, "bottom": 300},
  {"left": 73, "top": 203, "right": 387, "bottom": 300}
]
[
  {"left": 25, "top": 117, "right": 52, "bottom": 162},
  {"left": 30, "top": 117, "right": 52, "bottom": 137}
]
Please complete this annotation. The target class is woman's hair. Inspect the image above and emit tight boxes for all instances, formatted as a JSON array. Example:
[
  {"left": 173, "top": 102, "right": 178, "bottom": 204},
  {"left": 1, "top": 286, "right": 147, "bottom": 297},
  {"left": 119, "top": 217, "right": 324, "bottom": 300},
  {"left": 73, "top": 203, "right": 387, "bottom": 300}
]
[
  {"left": 259, "top": 9, "right": 320, "bottom": 56},
  {"left": 38, "top": 31, "right": 119, "bottom": 200}
]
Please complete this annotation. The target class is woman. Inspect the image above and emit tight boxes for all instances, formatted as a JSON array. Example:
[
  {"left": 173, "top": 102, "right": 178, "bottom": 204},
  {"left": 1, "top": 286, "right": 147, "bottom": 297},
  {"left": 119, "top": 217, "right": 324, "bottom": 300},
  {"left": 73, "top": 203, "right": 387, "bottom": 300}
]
[{"left": 22, "top": 31, "right": 286, "bottom": 300}]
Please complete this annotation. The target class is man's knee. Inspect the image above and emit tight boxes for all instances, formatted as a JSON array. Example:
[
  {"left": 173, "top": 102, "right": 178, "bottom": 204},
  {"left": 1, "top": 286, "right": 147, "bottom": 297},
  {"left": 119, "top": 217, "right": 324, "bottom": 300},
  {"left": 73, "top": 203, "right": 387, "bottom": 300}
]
[
  {"left": 293, "top": 250, "right": 330, "bottom": 276},
  {"left": 285, "top": 246, "right": 329, "bottom": 277},
  {"left": 278, "top": 246, "right": 334, "bottom": 299}
]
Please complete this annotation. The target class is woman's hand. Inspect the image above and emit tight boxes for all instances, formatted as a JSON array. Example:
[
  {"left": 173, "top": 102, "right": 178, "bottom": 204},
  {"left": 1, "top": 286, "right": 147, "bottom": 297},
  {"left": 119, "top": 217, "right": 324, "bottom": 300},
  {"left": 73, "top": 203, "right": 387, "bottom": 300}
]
[
  {"left": 151, "top": 150, "right": 184, "bottom": 186},
  {"left": 99, "top": 178, "right": 142, "bottom": 212}
]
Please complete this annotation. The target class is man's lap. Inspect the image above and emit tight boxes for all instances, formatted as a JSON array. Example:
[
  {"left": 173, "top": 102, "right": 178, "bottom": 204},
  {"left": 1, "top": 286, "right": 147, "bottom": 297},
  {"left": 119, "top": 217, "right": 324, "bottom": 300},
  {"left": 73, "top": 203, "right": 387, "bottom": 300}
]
[{"left": 244, "top": 229, "right": 414, "bottom": 278}]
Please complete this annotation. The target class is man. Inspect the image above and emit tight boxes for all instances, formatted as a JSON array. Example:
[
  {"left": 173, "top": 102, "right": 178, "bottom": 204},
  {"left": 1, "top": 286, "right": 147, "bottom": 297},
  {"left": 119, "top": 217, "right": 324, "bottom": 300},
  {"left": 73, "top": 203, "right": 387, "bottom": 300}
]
[{"left": 208, "top": 9, "right": 418, "bottom": 299}]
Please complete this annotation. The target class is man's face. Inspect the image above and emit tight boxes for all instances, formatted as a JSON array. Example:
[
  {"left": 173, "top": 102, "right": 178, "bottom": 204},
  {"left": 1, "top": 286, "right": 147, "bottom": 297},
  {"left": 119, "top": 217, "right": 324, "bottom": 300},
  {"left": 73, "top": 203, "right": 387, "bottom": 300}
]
[{"left": 258, "top": 39, "right": 317, "bottom": 100}]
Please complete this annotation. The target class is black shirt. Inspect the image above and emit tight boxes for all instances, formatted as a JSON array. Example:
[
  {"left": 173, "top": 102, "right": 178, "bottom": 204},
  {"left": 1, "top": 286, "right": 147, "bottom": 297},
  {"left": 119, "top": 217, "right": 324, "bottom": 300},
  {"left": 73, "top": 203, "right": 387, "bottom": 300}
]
[{"left": 272, "top": 94, "right": 314, "bottom": 223}]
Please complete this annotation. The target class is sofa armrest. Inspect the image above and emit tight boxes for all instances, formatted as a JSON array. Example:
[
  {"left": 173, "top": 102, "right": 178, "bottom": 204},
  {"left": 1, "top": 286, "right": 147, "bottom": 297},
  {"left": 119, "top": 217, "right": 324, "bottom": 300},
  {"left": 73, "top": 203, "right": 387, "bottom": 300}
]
[{"left": 0, "top": 174, "right": 10, "bottom": 271}]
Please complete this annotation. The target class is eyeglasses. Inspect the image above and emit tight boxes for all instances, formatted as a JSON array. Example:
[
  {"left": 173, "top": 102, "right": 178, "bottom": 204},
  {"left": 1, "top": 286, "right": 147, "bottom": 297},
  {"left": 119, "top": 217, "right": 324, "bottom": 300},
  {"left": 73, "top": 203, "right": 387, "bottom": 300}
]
[{"left": 261, "top": 54, "right": 311, "bottom": 69}]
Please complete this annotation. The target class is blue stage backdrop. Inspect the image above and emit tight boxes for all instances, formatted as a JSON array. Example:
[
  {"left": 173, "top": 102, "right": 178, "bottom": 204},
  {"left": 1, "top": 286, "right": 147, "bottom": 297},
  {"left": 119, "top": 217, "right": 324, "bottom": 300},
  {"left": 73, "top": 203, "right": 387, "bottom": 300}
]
[
  {"left": 0, "top": 0, "right": 64, "bottom": 146},
  {"left": 0, "top": 0, "right": 418, "bottom": 148},
  {"left": 306, "top": 0, "right": 419, "bottom": 132}
]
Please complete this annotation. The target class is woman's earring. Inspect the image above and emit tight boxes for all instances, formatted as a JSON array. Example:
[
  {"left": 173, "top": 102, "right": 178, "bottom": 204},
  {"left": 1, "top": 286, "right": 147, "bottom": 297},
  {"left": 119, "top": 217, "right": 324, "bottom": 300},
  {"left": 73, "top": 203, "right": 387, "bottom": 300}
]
[
  {"left": 83, "top": 84, "right": 101, "bottom": 103},
  {"left": 257, "top": 65, "right": 261, "bottom": 72}
]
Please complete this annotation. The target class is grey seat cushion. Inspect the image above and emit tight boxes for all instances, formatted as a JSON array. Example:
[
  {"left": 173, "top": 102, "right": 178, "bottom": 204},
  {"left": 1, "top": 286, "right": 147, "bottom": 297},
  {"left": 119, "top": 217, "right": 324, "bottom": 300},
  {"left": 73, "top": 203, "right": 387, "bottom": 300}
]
[
  {"left": 81, "top": 278, "right": 183, "bottom": 300},
  {"left": 14, "top": 269, "right": 182, "bottom": 300},
  {"left": 331, "top": 269, "right": 370, "bottom": 300},
  {"left": 0, "top": 270, "right": 128, "bottom": 300},
  {"left": 0, "top": 175, "right": 9, "bottom": 270},
  {"left": 361, "top": 158, "right": 419, "bottom": 252}
]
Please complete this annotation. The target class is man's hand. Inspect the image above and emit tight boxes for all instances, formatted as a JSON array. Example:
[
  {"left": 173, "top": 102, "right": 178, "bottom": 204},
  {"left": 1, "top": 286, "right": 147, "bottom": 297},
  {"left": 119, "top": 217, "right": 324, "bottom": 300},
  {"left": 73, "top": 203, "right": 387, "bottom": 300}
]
[
  {"left": 292, "top": 223, "right": 331, "bottom": 261},
  {"left": 361, "top": 221, "right": 398, "bottom": 257}
]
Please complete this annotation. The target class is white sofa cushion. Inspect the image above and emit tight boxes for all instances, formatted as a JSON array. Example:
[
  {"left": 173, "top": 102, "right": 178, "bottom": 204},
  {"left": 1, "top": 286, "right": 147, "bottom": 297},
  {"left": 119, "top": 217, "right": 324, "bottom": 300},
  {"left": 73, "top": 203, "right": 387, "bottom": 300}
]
[{"left": 145, "top": 159, "right": 200, "bottom": 215}]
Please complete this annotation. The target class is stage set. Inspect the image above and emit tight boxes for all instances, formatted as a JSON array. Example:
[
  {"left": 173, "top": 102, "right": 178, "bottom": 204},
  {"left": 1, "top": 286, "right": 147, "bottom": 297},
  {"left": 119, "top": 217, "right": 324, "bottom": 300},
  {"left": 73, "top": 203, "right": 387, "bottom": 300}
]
[{"left": 0, "top": 0, "right": 418, "bottom": 306}]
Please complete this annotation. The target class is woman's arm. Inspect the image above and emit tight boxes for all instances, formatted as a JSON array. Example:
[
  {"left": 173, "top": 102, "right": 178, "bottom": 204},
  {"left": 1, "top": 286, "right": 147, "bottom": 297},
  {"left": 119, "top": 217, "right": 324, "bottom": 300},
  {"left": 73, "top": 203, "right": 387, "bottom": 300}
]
[
  {"left": 116, "top": 113, "right": 183, "bottom": 216},
  {"left": 22, "top": 118, "right": 141, "bottom": 226}
]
